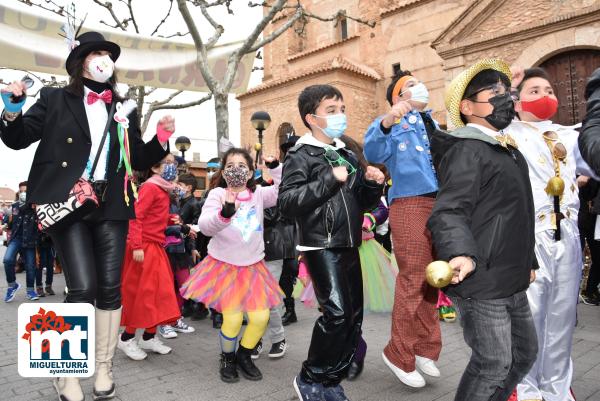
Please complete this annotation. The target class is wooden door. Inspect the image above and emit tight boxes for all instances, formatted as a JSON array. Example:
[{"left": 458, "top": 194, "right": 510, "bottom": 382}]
[{"left": 540, "top": 49, "right": 600, "bottom": 126}]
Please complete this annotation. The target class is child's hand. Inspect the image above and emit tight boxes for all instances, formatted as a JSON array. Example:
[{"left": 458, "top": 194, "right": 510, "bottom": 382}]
[
  {"left": 133, "top": 249, "right": 144, "bottom": 263},
  {"left": 332, "top": 165, "right": 348, "bottom": 183},
  {"left": 220, "top": 190, "right": 240, "bottom": 218},
  {"left": 365, "top": 166, "right": 385, "bottom": 185},
  {"left": 381, "top": 101, "right": 412, "bottom": 129},
  {"left": 510, "top": 65, "right": 525, "bottom": 90}
]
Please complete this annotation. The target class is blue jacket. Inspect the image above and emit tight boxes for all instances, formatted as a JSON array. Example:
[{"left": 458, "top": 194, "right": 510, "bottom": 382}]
[
  {"left": 8, "top": 201, "right": 39, "bottom": 248},
  {"left": 364, "top": 110, "right": 438, "bottom": 203}
]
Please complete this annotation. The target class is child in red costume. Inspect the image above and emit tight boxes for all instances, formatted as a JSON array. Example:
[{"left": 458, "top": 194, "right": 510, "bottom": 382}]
[{"left": 118, "top": 153, "right": 182, "bottom": 360}]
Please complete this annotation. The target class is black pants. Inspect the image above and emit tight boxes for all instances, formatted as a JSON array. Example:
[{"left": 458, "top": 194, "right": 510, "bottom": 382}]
[
  {"left": 300, "top": 248, "right": 363, "bottom": 386},
  {"left": 279, "top": 257, "right": 299, "bottom": 299},
  {"left": 49, "top": 216, "right": 128, "bottom": 310}
]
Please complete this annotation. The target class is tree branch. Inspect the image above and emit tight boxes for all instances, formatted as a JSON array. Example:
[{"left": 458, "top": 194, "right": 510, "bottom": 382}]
[
  {"left": 15, "top": 0, "right": 71, "bottom": 17},
  {"left": 198, "top": 1, "right": 224, "bottom": 48},
  {"left": 246, "top": 7, "right": 303, "bottom": 53},
  {"left": 140, "top": 92, "right": 212, "bottom": 134},
  {"left": 150, "top": 0, "right": 174, "bottom": 36},
  {"left": 127, "top": 0, "right": 140, "bottom": 33},
  {"left": 92, "top": 0, "right": 128, "bottom": 31}
]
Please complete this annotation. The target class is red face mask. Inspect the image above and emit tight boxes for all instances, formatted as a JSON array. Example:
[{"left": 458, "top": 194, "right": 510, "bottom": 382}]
[{"left": 520, "top": 96, "right": 558, "bottom": 120}]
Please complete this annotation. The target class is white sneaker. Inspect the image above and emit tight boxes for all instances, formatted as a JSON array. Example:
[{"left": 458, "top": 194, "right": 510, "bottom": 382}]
[
  {"left": 173, "top": 318, "right": 195, "bottom": 334},
  {"left": 158, "top": 325, "right": 178, "bottom": 339},
  {"left": 382, "top": 352, "right": 426, "bottom": 388},
  {"left": 416, "top": 356, "right": 440, "bottom": 377},
  {"left": 117, "top": 337, "right": 147, "bottom": 361},
  {"left": 139, "top": 336, "right": 172, "bottom": 354}
]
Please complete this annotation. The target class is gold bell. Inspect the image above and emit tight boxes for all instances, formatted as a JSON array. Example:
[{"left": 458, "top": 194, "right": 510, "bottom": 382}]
[
  {"left": 545, "top": 176, "right": 565, "bottom": 197},
  {"left": 254, "top": 143, "right": 262, "bottom": 152},
  {"left": 425, "top": 261, "right": 454, "bottom": 288}
]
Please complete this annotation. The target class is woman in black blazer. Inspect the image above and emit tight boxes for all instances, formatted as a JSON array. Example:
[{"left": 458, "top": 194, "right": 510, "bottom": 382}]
[{"left": 0, "top": 32, "right": 174, "bottom": 401}]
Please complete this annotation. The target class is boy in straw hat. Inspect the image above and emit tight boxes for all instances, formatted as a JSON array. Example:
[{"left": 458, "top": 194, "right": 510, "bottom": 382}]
[
  {"left": 505, "top": 67, "right": 598, "bottom": 401},
  {"left": 426, "top": 59, "right": 539, "bottom": 401}
]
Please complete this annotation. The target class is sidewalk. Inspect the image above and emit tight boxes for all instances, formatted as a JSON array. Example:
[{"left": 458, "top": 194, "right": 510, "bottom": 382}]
[{"left": 0, "top": 259, "right": 599, "bottom": 400}]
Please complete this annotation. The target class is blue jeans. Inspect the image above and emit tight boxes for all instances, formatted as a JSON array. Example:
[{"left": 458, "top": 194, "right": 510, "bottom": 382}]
[
  {"left": 3, "top": 237, "right": 36, "bottom": 289},
  {"left": 36, "top": 246, "right": 54, "bottom": 286},
  {"left": 450, "top": 291, "right": 538, "bottom": 401}
]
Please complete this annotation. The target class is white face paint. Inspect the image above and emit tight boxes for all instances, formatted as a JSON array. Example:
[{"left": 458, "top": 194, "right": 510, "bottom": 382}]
[{"left": 87, "top": 55, "right": 114, "bottom": 83}]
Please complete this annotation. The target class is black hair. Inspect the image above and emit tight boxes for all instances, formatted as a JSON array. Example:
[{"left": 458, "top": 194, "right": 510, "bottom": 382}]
[
  {"left": 517, "top": 67, "right": 552, "bottom": 92},
  {"left": 178, "top": 173, "right": 198, "bottom": 192},
  {"left": 460, "top": 69, "right": 511, "bottom": 124},
  {"left": 298, "top": 85, "right": 344, "bottom": 129},
  {"left": 18, "top": 181, "right": 27, "bottom": 188},
  {"left": 340, "top": 135, "right": 368, "bottom": 171},
  {"left": 65, "top": 53, "right": 123, "bottom": 101},
  {"left": 214, "top": 148, "right": 257, "bottom": 192},
  {"left": 386, "top": 70, "right": 412, "bottom": 105}
]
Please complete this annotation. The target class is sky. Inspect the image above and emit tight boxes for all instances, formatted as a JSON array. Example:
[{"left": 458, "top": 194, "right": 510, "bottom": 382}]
[{"left": 0, "top": 0, "right": 264, "bottom": 190}]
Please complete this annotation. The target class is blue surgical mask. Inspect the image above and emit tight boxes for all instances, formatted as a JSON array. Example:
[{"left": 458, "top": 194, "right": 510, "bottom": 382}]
[
  {"left": 407, "top": 83, "right": 429, "bottom": 105},
  {"left": 313, "top": 113, "right": 347, "bottom": 139},
  {"left": 161, "top": 163, "right": 178, "bottom": 181}
]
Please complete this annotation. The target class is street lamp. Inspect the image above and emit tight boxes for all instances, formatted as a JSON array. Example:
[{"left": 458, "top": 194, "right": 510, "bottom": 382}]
[
  {"left": 175, "top": 136, "right": 191, "bottom": 160},
  {"left": 250, "top": 111, "right": 271, "bottom": 165}
]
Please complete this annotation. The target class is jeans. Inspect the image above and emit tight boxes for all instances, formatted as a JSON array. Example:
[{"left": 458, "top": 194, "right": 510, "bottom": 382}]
[
  {"left": 450, "top": 291, "right": 538, "bottom": 401},
  {"left": 3, "top": 237, "right": 36, "bottom": 288},
  {"left": 36, "top": 246, "right": 55, "bottom": 287},
  {"left": 300, "top": 248, "right": 363, "bottom": 386},
  {"left": 265, "top": 259, "right": 285, "bottom": 343}
]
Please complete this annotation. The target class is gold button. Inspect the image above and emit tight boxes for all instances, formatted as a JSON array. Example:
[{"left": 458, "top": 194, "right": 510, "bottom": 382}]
[
  {"left": 67, "top": 137, "right": 73, "bottom": 143},
  {"left": 61, "top": 162, "right": 68, "bottom": 168}
]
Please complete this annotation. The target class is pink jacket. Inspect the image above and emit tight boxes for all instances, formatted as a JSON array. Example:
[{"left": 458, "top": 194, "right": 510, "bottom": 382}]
[{"left": 199, "top": 165, "right": 282, "bottom": 266}]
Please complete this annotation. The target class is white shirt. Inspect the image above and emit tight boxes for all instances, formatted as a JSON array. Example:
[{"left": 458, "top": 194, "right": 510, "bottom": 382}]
[
  {"left": 82, "top": 86, "right": 111, "bottom": 181},
  {"left": 506, "top": 120, "right": 598, "bottom": 233}
]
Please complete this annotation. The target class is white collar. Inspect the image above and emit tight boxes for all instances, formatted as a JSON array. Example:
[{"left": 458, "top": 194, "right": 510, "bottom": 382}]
[
  {"left": 297, "top": 132, "right": 346, "bottom": 149},
  {"left": 466, "top": 123, "right": 502, "bottom": 138}
]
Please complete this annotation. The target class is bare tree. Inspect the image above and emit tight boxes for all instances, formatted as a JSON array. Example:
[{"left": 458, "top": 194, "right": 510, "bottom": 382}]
[
  {"left": 177, "top": 0, "right": 376, "bottom": 153},
  {"left": 12, "top": 0, "right": 376, "bottom": 153},
  {"left": 12, "top": 0, "right": 213, "bottom": 136}
]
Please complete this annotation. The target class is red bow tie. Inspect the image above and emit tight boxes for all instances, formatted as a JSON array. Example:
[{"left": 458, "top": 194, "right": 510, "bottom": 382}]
[{"left": 86, "top": 90, "right": 112, "bottom": 105}]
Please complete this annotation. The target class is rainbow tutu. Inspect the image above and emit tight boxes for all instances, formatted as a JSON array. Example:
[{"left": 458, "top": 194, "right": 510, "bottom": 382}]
[{"left": 180, "top": 255, "right": 283, "bottom": 313}]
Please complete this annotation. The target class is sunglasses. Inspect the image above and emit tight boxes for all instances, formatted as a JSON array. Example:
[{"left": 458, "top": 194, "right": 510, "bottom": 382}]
[
  {"left": 466, "top": 82, "right": 509, "bottom": 100},
  {"left": 324, "top": 147, "right": 356, "bottom": 175}
]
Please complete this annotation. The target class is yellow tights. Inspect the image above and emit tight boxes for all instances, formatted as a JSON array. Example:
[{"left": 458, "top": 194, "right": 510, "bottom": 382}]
[{"left": 219, "top": 309, "right": 270, "bottom": 352}]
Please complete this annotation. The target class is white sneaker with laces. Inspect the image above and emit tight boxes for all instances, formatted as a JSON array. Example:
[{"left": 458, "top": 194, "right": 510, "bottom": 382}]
[
  {"left": 117, "top": 337, "right": 147, "bottom": 361},
  {"left": 173, "top": 318, "right": 195, "bottom": 333},
  {"left": 382, "top": 352, "right": 426, "bottom": 388},
  {"left": 416, "top": 356, "right": 441, "bottom": 377},
  {"left": 139, "top": 336, "right": 172, "bottom": 354},
  {"left": 158, "top": 325, "right": 178, "bottom": 339}
]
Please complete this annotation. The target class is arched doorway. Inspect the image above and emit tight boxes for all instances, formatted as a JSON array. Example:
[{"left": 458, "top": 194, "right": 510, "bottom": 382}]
[
  {"left": 277, "top": 122, "right": 296, "bottom": 149},
  {"left": 539, "top": 49, "right": 600, "bottom": 126}
]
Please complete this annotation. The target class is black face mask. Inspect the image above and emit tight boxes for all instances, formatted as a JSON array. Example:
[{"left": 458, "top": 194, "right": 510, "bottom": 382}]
[{"left": 473, "top": 93, "right": 515, "bottom": 131}]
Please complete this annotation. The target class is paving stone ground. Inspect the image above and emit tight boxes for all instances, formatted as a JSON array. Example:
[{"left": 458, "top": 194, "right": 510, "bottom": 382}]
[{"left": 1, "top": 247, "right": 599, "bottom": 401}]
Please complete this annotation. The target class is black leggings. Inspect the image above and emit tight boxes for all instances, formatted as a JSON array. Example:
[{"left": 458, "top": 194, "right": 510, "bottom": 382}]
[
  {"left": 279, "top": 257, "right": 299, "bottom": 299},
  {"left": 300, "top": 247, "right": 363, "bottom": 386},
  {"left": 49, "top": 218, "right": 128, "bottom": 310}
]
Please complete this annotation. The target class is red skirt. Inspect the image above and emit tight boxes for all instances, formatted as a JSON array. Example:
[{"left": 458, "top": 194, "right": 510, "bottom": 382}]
[{"left": 121, "top": 242, "right": 181, "bottom": 328}]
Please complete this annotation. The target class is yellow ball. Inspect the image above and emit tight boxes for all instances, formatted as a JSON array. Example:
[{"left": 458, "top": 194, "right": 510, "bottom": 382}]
[
  {"left": 425, "top": 261, "right": 454, "bottom": 288},
  {"left": 254, "top": 143, "right": 262, "bottom": 152},
  {"left": 545, "top": 176, "right": 565, "bottom": 197}
]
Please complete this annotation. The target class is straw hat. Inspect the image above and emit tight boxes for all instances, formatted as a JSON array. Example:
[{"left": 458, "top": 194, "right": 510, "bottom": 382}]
[{"left": 445, "top": 58, "right": 512, "bottom": 128}]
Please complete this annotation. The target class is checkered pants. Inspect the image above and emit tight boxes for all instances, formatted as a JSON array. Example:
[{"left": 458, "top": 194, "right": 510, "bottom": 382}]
[{"left": 383, "top": 196, "right": 442, "bottom": 372}]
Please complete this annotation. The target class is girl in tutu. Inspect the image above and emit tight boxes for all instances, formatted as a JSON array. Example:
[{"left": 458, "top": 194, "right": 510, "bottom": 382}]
[
  {"left": 118, "top": 153, "right": 182, "bottom": 361},
  {"left": 180, "top": 148, "right": 283, "bottom": 383}
]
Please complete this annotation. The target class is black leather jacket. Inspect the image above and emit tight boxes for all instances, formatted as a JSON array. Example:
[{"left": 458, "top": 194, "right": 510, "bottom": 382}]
[
  {"left": 581, "top": 67, "right": 600, "bottom": 176},
  {"left": 264, "top": 206, "right": 296, "bottom": 261},
  {"left": 278, "top": 142, "right": 383, "bottom": 248}
]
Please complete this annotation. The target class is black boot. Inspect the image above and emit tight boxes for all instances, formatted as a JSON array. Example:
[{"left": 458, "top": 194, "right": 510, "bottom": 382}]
[
  {"left": 236, "top": 345, "right": 263, "bottom": 381},
  {"left": 191, "top": 302, "right": 209, "bottom": 321},
  {"left": 212, "top": 310, "right": 223, "bottom": 329},
  {"left": 281, "top": 297, "right": 297, "bottom": 326},
  {"left": 220, "top": 352, "right": 239, "bottom": 383},
  {"left": 181, "top": 300, "right": 194, "bottom": 318},
  {"left": 347, "top": 359, "right": 364, "bottom": 381}
]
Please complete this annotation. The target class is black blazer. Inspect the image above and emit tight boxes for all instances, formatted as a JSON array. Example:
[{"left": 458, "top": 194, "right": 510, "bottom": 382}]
[{"left": 0, "top": 87, "right": 169, "bottom": 221}]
